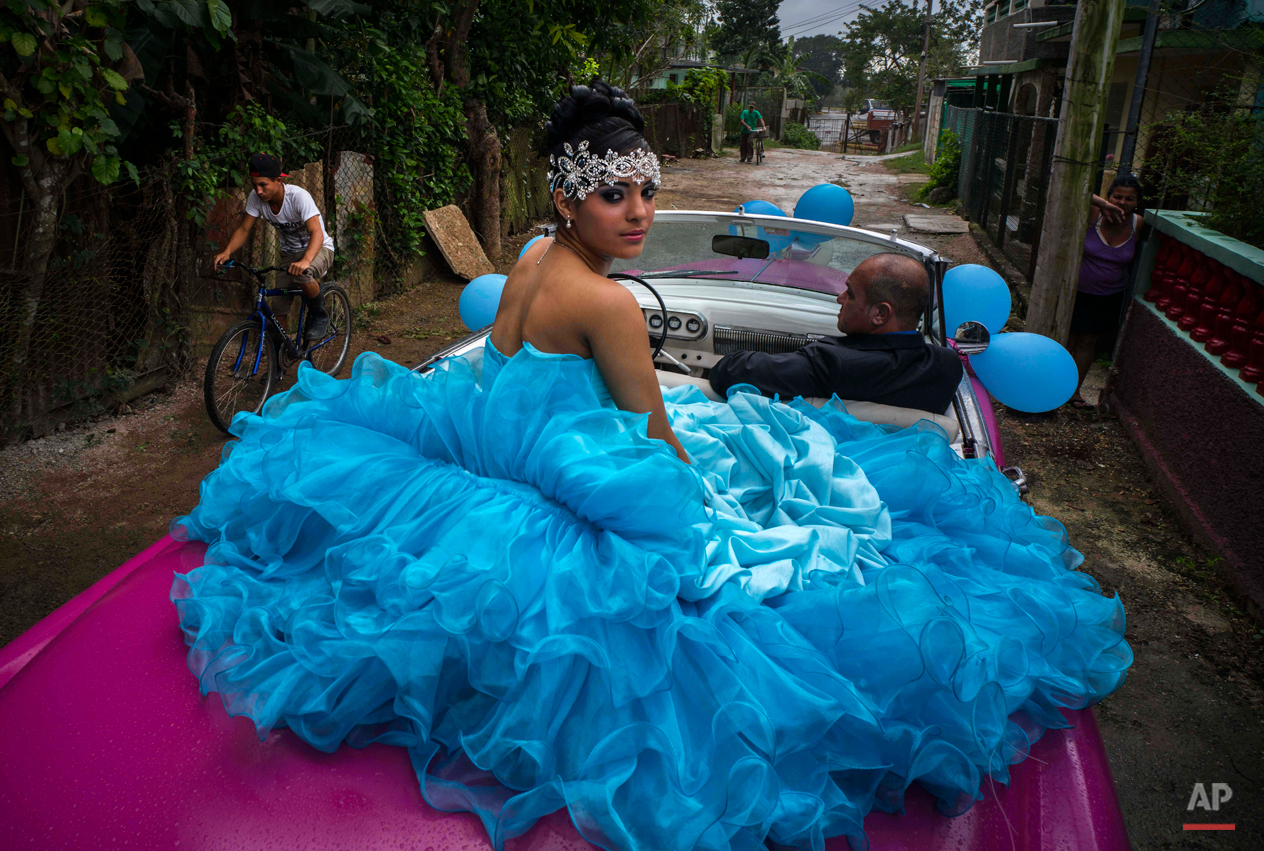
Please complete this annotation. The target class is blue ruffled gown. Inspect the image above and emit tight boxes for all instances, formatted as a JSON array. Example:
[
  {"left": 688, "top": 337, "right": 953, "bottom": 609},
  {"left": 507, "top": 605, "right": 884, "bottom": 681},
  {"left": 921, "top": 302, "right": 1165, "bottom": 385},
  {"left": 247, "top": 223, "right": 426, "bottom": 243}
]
[{"left": 171, "top": 341, "right": 1131, "bottom": 851}]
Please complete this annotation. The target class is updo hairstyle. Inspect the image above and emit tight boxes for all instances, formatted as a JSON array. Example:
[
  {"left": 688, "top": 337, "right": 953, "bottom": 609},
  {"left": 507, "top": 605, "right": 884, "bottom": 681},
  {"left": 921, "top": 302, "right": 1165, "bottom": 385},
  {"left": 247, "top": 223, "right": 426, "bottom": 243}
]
[{"left": 545, "top": 80, "right": 652, "bottom": 221}]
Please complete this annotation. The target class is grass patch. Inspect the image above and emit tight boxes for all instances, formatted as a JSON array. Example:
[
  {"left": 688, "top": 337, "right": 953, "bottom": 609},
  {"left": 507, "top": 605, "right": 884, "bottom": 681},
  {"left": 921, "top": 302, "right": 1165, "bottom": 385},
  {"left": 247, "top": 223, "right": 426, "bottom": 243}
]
[
  {"left": 889, "top": 140, "right": 923, "bottom": 155},
  {"left": 883, "top": 149, "right": 929, "bottom": 175}
]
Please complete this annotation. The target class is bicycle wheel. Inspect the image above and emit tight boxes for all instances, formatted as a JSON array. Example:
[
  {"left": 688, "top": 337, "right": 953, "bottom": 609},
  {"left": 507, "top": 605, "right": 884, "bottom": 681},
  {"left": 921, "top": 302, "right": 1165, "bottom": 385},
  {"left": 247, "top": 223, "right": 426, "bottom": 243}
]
[
  {"left": 204, "top": 321, "right": 278, "bottom": 434},
  {"left": 304, "top": 282, "right": 352, "bottom": 377}
]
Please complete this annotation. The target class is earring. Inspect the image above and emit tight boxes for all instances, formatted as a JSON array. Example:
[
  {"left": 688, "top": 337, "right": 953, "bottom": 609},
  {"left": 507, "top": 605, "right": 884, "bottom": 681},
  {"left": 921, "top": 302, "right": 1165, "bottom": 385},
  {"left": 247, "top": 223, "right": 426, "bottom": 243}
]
[{"left": 566, "top": 218, "right": 572, "bottom": 229}]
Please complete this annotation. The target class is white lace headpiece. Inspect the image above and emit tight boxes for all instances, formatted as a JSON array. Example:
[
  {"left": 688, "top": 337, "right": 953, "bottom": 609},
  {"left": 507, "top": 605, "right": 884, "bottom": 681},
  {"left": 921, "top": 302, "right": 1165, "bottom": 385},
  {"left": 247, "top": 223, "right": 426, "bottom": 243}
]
[{"left": 548, "top": 140, "right": 661, "bottom": 201}]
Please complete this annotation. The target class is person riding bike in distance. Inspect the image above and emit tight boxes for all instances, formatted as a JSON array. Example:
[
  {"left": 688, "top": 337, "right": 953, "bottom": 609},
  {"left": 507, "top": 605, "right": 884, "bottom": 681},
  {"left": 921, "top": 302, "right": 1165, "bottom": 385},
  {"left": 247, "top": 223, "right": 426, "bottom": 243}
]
[
  {"left": 739, "top": 101, "right": 767, "bottom": 164},
  {"left": 212, "top": 153, "right": 336, "bottom": 342}
]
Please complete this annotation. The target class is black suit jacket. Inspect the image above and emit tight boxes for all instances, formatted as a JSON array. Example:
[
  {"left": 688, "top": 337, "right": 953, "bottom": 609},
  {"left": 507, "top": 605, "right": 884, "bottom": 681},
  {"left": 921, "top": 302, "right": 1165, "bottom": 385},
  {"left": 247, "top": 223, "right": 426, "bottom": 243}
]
[{"left": 708, "top": 333, "right": 964, "bottom": 414}]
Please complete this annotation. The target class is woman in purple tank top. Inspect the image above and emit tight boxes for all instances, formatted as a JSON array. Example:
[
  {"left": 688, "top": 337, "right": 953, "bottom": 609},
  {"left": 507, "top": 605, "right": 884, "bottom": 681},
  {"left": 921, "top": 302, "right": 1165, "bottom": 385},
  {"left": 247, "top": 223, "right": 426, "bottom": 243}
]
[{"left": 1068, "top": 175, "right": 1143, "bottom": 408}]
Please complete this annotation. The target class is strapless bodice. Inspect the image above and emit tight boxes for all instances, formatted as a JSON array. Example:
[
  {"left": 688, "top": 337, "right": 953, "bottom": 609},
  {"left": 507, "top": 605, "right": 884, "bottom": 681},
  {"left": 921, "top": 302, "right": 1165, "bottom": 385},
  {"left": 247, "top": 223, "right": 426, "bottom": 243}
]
[{"left": 484, "top": 337, "right": 614, "bottom": 407}]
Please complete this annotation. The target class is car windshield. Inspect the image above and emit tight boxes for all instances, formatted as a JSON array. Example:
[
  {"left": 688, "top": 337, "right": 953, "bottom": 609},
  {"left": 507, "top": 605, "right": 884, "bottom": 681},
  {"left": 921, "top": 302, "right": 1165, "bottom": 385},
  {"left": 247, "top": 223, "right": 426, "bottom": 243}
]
[{"left": 612, "top": 218, "right": 912, "bottom": 296}]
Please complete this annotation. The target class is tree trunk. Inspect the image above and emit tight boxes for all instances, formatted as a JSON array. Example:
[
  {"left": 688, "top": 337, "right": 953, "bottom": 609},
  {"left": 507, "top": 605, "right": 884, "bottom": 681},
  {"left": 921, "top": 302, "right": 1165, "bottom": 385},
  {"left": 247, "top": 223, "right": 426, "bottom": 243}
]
[
  {"left": 1026, "top": 0, "right": 1129, "bottom": 344},
  {"left": 441, "top": 0, "right": 501, "bottom": 259},
  {"left": 5, "top": 159, "right": 71, "bottom": 426},
  {"left": 465, "top": 99, "right": 503, "bottom": 258}
]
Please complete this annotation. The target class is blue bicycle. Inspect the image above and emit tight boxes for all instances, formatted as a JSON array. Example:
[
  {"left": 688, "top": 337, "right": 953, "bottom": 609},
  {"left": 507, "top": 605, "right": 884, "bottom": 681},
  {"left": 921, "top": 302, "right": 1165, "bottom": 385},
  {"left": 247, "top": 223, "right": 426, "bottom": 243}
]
[{"left": 203, "top": 260, "right": 352, "bottom": 433}]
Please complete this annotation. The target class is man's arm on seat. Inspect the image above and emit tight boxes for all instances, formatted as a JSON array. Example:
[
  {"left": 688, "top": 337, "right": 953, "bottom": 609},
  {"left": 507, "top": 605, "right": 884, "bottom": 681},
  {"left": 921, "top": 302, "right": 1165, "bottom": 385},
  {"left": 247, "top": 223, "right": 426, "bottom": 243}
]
[{"left": 709, "top": 345, "right": 834, "bottom": 400}]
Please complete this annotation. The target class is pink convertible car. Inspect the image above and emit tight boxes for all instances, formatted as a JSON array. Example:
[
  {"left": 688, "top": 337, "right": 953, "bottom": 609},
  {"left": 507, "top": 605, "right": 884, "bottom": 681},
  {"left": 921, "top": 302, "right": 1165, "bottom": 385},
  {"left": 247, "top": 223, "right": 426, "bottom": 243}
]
[{"left": 0, "top": 212, "right": 1131, "bottom": 850}]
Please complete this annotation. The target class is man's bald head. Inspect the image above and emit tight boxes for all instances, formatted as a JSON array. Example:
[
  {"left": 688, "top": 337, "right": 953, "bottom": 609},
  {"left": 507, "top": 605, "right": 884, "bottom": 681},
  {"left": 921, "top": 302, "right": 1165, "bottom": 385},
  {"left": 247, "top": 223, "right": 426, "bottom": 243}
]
[{"left": 842, "top": 253, "right": 929, "bottom": 333}]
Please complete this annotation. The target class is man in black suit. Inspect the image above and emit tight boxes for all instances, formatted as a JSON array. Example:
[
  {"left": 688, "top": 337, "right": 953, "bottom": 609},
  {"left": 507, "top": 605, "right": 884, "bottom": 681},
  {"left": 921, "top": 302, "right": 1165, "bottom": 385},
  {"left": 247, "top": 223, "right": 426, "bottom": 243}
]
[{"left": 708, "top": 253, "right": 963, "bottom": 414}]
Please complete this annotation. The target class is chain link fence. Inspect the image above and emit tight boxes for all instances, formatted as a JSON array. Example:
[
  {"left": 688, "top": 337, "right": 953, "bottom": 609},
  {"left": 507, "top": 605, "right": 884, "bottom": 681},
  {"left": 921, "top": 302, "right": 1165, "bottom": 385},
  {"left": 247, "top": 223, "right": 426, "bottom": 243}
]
[
  {"left": 0, "top": 172, "right": 186, "bottom": 435},
  {"left": 1, "top": 118, "right": 565, "bottom": 439},
  {"left": 1108, "top": 0, "right": 1264, "bottom": 229},
  {"left": 725, "top": 87, "right": 787, "bottom": 142}
]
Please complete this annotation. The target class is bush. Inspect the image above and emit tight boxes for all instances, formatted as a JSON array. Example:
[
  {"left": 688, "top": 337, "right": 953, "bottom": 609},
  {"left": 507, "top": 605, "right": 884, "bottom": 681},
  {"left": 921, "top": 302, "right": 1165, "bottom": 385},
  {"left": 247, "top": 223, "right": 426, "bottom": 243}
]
[
  {"left": 921, "top": 128, "right": 961, "bottom": 198},
  {"left": 1150, "top": 106, "right": 1264, "bottom": 249},
  {"left": 782, "top": 122, "right": 821, "bottom": 150},
  {"left": 724, "top": 103, "right": 745, "bottom": 143}
]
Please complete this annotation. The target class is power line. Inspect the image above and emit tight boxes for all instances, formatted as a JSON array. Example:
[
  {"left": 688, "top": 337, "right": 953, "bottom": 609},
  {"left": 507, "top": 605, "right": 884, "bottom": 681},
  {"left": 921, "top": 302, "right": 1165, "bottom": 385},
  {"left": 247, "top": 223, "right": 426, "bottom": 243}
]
[
  {"left": 782, "top": 4, "right": 869, "bottom": 37},
  {"left": 780, "top": 1, "right": 863, "bottom": 31}
]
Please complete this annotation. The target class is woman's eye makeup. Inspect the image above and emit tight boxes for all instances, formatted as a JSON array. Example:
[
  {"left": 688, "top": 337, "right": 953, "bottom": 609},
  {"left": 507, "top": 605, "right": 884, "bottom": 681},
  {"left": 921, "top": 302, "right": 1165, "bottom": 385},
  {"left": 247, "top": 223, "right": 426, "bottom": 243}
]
[
  {"left": 599, "top": 188, "right": 624, "bottom": 203},
  {"left": 642, "top": 183, "right": 657, "bottom": 198}
]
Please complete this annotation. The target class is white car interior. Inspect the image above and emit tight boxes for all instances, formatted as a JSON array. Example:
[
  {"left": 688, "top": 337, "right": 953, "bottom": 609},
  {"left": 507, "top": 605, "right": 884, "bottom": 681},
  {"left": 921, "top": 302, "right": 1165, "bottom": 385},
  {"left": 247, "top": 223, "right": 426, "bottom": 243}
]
[{"left": 417, "top": 212, "right": 992, "bottom": 463}]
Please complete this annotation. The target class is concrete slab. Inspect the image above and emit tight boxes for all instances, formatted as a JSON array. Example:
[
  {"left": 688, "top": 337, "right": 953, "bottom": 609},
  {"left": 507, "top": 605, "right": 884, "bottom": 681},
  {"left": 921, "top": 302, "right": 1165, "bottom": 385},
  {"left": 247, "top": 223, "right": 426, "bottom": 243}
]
[
  {"left": 897, "top": 174, "right": 930, "bottom": 184},
  {"left": 422, "top": 205, "right": 495, "bottom": 280},
  {"left": 903, "top": 214, "right": 969, "bottom": 234}
]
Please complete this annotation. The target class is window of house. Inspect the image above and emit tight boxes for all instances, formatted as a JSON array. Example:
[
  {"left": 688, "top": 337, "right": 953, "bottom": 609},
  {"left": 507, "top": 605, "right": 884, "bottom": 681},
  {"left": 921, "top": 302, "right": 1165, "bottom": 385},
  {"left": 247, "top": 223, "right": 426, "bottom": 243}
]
[
  {"left": 986, "top": 5, "right": 997, "bottom": 23},
  {"left": 1012, "top": 0, "right": 1028, "bottom": 9},
  {"left": 997, "top": 0, "right": 1010, "bottom": 16}
]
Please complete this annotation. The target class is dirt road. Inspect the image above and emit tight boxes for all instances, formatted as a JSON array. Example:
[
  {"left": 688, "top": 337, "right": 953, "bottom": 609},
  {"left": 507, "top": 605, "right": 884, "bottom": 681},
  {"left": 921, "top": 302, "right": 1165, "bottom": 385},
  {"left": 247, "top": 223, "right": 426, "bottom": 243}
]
[{"left": 2, "top": 145, "right": 1261, "bottom": 848}]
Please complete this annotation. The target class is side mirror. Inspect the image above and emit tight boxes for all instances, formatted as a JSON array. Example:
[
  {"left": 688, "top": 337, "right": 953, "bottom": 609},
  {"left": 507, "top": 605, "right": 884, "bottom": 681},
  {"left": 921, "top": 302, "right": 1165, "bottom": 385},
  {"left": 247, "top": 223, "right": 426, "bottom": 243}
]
[{"left": 953, "top": 321, "right": 990, "bottom": 354}]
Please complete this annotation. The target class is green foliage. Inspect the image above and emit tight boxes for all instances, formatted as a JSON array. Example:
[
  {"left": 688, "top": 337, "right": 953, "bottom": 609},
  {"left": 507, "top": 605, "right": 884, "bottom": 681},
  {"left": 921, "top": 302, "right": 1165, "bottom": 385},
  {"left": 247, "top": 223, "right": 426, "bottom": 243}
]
[
  {"left": 337, "top": 17, "right": 470, "bottom": 257},
  {"left": 172, "top": 102, "right": 323, "bottom": 227},
  {"left": 0, "top": 0, "right": 137, "bottom": 184},
  {"left": 723, "top": 103, "right": 745, "bottom": 142},
  {"left": 640, "top": 68, "right": 726, "bottom": 109},
  {"left": 712, "top": 0, "right": 780, "bottom": 62},
  {"left": 921, "top": 128, "right": 961, "bottom": 198},
  {"left": 840, "top": 0, "right": 981, "bottom": 113},
  {"left": 792, "top": 35, "right": 844, "bottom": 101},
  {"left": 766, "top": 38, "right": 830, "bottom": 102},
  {"left": 1150, "top": 105, "right": 1264, "bottom": 249},
  {"left": 782, "top": 122, "right": 820, "bottom": 150}
]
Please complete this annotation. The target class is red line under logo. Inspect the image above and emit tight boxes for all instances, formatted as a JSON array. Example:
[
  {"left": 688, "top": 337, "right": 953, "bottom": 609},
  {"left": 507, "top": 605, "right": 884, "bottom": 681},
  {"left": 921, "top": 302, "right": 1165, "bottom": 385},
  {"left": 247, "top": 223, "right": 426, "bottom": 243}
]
[{"left": 1183, "top": 824, "right": 1235, "bottom": 830}]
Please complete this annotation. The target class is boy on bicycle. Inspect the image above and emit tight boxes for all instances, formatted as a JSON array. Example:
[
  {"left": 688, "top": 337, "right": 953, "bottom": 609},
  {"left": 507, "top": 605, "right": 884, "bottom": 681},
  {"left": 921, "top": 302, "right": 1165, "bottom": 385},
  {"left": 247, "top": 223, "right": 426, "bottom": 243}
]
[
  {"left": 740, "top": 101, "right": 766, "bottom": 164},
  {"left": 212, "top": 153, "right": 336, "bottom": 342}
]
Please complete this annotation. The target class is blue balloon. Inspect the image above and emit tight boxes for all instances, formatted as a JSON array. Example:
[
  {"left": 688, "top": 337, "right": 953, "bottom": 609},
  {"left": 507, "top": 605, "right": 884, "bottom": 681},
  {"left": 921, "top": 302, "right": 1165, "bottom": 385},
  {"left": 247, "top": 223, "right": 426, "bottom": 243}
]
[
  {"left": 459, "top": 273, "right": 507, "bottom": 331},
  {"left": 970, "top": 332, "right": 1078, "bottom": 413},
  {"left": 731, "top": 200, "right": 793, "bottom": 253},
  {"left": 794, "top": 183, "right": 854, "bottom": 228},
  {"left": 943, "top": 264, "right": 1012, "bottom": 336},
  {"left": 519, "top": 234, "right": 547, "bottom": 259}
]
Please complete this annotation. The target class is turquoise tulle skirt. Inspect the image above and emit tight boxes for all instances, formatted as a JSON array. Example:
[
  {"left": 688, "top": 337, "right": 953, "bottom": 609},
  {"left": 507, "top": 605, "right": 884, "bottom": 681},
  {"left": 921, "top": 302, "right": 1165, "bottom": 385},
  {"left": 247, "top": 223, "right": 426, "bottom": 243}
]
[{"left": 171, "top": 343, "right": 1130, "bottom": 851}]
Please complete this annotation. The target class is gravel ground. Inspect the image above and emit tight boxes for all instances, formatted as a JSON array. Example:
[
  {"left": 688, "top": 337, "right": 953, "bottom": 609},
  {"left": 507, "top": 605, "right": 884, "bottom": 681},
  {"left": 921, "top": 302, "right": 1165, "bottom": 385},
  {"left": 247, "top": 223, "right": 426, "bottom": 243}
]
[{"left": 2, "top": 147, "right": 1260, "bottom": 848}]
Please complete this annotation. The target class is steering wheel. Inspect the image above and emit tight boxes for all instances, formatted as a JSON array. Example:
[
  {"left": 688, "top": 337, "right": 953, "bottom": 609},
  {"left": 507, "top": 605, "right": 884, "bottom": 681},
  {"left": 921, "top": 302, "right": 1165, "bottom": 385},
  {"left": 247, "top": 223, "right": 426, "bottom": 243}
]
[{"left": 607, "top": 273, "right": 669, "bottom": 361}]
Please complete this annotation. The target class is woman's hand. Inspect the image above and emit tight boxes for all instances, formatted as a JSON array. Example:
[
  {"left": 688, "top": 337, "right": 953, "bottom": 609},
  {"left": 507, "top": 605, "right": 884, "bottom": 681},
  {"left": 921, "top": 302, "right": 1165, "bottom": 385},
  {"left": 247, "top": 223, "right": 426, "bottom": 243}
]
[{"left": 1091, "top": 194, "right": 1125, "bottom": 224}]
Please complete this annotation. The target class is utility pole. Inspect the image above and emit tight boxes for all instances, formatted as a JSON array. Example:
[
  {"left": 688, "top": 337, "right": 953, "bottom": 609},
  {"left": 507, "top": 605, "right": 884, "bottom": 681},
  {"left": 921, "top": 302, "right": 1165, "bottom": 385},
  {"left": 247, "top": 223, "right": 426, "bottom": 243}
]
[
  {"left": 912, "top": 0, "right": 933, "bottom": 141},
  {"left": 1026, "top": 0, "right": 1130, "bottom": 344}
]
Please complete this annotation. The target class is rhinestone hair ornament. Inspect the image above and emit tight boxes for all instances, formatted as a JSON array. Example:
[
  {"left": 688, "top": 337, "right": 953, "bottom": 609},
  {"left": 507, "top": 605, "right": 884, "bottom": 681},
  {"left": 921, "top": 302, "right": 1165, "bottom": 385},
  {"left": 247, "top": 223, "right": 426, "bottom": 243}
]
[{"left": 548, "top": 140, "right": 661, "bottom": 201}]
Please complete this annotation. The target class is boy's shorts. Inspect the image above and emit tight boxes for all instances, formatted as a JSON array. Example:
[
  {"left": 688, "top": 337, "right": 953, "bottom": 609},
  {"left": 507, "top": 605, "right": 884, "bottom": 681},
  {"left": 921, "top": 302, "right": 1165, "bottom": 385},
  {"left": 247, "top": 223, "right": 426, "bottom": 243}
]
[{"left": 273, "top": 247, "right": 335, "bottom": 313}]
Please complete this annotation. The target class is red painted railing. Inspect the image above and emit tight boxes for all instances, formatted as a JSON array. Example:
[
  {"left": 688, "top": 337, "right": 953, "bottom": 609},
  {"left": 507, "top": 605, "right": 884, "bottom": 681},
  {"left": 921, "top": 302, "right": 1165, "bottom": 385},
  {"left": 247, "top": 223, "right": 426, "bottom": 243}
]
[{"left": 1142, "top": 233, "right": 1264, "bottom": 397}]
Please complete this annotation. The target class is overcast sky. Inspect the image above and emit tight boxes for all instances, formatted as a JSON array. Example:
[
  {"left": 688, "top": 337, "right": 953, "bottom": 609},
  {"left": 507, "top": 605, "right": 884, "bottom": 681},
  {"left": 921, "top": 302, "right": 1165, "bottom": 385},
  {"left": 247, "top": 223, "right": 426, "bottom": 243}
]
[{"left": 776, "top": 1, "right": 881, "bottom": 41}]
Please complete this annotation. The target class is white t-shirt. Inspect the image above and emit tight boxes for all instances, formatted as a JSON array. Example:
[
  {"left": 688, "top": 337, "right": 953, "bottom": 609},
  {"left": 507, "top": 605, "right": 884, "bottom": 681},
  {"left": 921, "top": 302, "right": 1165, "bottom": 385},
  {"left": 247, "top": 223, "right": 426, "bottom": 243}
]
[{"left": 245, "top": 184, "right": 335, "bottom": 255}]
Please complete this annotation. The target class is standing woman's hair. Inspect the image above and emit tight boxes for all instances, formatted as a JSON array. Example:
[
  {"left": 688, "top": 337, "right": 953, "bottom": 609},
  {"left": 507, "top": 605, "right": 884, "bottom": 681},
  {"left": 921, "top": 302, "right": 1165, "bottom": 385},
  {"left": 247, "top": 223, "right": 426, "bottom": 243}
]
[
  {"left": 544, "top": 81, "right": 653, "bottom": 222},
  {"left": 1107, "top": 173, "right": 1144, "bottom": 210}
]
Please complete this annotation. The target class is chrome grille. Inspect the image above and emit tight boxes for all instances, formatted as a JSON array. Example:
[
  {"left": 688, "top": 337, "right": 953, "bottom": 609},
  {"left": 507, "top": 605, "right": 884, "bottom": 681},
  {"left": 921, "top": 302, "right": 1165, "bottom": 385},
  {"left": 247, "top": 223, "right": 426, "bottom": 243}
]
[{"left": 712, "top": 326, "right": 813, "bottom": 356}]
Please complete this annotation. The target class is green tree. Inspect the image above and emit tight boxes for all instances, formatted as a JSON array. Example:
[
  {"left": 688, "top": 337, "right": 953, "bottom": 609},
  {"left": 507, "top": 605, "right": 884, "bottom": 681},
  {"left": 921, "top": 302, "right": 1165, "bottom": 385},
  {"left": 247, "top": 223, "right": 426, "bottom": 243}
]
[
  {"left": 793, "top": 34, "right": 845, "bottom": 101},
  {"left": 839, "top": 0, "right": 980, "bottom": 112},
  {"left": 767, "top": 38, "right": 831, "bottom": 101},
  {"left": 712, "top": 0, "right": 780, "bottom": 62},
  {"left": 0, "top": 0, "right": 141, "bottom": 421}
]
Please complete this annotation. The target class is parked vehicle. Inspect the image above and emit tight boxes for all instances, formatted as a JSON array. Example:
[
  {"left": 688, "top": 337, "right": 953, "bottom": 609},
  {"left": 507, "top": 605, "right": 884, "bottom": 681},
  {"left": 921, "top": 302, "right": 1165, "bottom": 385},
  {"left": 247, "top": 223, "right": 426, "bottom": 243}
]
[
  {"left": 859, "top": 99, "right": 897, "bottom": 143},
  {"left": 0, "top": 212, "right": 1129, "bottom": 851}
]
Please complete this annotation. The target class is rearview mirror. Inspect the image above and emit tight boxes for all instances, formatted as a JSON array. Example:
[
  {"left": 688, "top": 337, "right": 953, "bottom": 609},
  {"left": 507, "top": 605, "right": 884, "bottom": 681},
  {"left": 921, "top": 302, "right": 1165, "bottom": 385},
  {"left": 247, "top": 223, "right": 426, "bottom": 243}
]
[{"left": 712, "top": 234, "right": 770, "bottom": 260}]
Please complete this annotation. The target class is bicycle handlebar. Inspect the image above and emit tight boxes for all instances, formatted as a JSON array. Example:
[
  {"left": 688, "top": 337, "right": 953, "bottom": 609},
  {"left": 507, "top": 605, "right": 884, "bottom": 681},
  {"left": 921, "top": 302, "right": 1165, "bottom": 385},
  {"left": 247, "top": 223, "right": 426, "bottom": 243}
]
[{"left": 220, "top": 259, "right": 289, "bottom": 279}]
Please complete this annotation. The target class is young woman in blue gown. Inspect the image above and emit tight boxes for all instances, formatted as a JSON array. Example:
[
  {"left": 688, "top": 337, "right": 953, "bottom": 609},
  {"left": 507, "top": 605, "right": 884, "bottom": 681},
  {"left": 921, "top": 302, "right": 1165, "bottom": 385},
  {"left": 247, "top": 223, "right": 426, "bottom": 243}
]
[{"left": 171, "top": 82, "right": 1131, "bottom": 851}]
